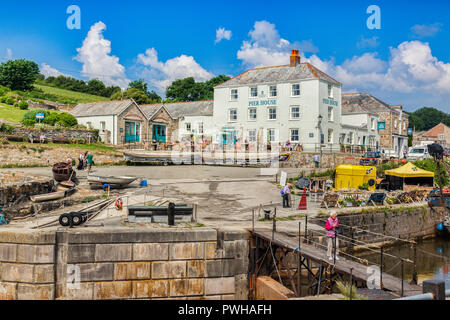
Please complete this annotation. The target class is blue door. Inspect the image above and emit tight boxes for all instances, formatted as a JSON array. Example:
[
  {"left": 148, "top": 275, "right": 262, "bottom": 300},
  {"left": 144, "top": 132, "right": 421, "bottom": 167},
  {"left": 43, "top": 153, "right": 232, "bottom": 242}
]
[
  {"left": 125, "top": 121, "right": 141, "bottom": 142},
  {"left": 153, "top": 124, "right": 166, "bottom": 143}
]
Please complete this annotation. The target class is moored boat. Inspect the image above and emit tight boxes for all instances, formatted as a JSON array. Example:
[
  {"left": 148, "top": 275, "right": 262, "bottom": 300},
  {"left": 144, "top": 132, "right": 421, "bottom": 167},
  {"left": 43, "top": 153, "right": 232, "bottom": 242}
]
[
  {"left": 52, "top": 162, "right": 76, "bottom": 182},
  {"left": 30, "top": 184, "right": 76, "bottom": 203},
  {"left": 87, "top": 174, "right": 138, "bottom": 187}
]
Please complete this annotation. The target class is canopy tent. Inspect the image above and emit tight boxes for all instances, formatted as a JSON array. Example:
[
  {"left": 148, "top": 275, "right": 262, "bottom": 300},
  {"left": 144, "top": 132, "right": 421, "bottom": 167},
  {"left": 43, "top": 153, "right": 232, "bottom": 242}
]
[{"left": 384, "top": 162, "right": 434, "bottom": 191}]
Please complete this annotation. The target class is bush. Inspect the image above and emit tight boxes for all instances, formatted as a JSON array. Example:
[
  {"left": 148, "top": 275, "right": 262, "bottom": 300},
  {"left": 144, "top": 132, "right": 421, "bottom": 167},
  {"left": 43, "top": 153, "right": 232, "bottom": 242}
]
[
  {"left": 13, "top": 102, "right": 19, "bottom": 108},
  {"left": 56, "top": 112, "right": 77, "bottom": 127},
  {"left": 0, "top": 123, "right": 14, "bottom": 134},
  {"left": 5, "top": 97, "right": 14, "bottom": 105},
  {"left": 0, "top": 96, "right": 7, "bottom": 103},
  {"left": 22, "top": 119, "right": 36, "bottom": 127},
  {"left": 18, "top": 101, "right": 28, "bottom": 110},
  {"left": 0, "top": 85, "right": 10, "bottom": 96}
]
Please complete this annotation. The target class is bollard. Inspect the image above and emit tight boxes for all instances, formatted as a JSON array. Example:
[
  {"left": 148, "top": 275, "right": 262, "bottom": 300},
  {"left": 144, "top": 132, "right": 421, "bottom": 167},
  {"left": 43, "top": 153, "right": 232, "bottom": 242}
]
[{"left": 168, "top": 202, "right": 175, "bottom": 226}]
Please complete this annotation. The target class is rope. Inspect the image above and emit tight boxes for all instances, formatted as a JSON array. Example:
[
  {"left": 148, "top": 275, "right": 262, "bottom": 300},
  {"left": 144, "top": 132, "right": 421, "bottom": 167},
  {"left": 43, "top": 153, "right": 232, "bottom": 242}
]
[{"left": 416, "top": 247, "right": 450, "bottom": 261}]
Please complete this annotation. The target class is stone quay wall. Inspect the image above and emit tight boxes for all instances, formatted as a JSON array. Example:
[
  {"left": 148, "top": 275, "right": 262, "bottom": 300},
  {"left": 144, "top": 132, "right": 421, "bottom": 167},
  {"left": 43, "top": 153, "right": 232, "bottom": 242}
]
[
  {"left": 310, "top": 205, "right": 445, "bottom": 248},
  {"left": 282, "top": 152, "right": 361, "bottom": 168},
  {"left": 0, "top": 227, "right": 250, "bottom": 300},
  {"left": 0, "top": 144, "right": 123, "bottom": 167},
  {"left": 9, "top": 127, "right": 99, "bottom": 144}
]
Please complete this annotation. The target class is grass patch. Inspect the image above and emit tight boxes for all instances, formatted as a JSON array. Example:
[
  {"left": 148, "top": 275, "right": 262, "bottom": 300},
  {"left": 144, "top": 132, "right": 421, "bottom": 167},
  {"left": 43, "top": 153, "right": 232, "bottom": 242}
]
[
  {"left": 336, "top": 281, "right": 367, "bottom": 300},
  {"left": 0, "top": 103, "right": 29, "bottom": 123},
  {"left": 34, "top": 84, "right": 109, "bottom": 105},
  {"left": 7, "top": 141, "right": 117, "bottom": 153},
  {"left": 0, "top": 163, "right": 47, "bottom": 169}
]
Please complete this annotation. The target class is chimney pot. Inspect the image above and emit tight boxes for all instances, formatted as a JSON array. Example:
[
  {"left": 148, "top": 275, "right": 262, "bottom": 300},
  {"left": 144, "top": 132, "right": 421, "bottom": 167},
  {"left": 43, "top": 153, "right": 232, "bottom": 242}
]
[{"left": 290, "top": 49, "right": 301, "bottom": 67}]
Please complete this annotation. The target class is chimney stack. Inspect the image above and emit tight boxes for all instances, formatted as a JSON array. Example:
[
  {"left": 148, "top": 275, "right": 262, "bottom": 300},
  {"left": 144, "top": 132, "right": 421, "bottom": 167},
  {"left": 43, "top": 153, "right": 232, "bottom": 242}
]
[{"left": 290, "top": 50, "right": 301, "bottom": 67}]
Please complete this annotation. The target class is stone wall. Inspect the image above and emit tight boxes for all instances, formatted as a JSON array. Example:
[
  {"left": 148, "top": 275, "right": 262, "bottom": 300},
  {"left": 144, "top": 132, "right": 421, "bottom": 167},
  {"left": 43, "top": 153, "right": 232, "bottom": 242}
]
[
  {"left": 310, "top": 205, "right": 445, "bottom": 248},
  {"left": 10, "top": 127, "right": 98, "bottom": 144},
  {"left": 282, "top": 151, "right": 361, "bottom": 168},
  {"left": 0, "top": 175, "right": 54, "bottom": 207},
  {"left": 0, "top": 144, "right": 123, "bottom": 167},
  {"left": 0, "top": 227, "right": 250, "bottom": 300}
]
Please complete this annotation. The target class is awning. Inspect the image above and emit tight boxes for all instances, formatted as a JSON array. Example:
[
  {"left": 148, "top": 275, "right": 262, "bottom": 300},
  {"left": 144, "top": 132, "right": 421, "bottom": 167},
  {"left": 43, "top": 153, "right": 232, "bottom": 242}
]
[{"left": 385, "top": 162, "right": 434, "bottom": 178}]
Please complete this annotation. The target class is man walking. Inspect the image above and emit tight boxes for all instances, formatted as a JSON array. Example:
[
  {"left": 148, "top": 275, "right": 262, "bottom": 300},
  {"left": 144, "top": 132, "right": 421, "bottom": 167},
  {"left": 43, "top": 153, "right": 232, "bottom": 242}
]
[
  {"left": 87, "top": 153, "right": 94, "bottom": 173},
  {"left": 313, "top": 154, "right": 319, "bottom": 168},
  {"left": 281, "top": 183, "right": 291, "bottom": 208}
]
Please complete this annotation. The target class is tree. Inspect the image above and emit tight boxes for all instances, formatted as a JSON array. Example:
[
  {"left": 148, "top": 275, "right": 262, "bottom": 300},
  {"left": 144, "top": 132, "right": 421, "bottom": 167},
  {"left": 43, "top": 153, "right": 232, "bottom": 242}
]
[
  {"left": 128, "top": 79, "right": 162, "bottom": 102},
  {"left": 0, "top": 59, "right": 40, "bottom": 91},
  {"left": 86, "top": 79, "right": 106, "bottom": 96},
  {"left": 111, "top": 88, "right": 152, "bottom": 104},
  {"left": 408, "top": 107, "right": 450, "bottom": 131},
  {"left": 165, "top": 75, "right": 230, "bottom": 102}
]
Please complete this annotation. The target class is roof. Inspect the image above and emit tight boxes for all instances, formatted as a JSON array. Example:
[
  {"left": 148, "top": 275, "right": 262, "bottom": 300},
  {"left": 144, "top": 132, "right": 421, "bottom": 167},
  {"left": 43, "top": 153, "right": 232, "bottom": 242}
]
[
  {"left": 342, "top": 93, "right": 401, "bottom": 115},
  {"left": 141, "top": 100, "right": 213, "bottom": 119},
  {"left": 215, "top": 63, "right": 341, "bottom": 88},
  {"left": 385, "top": 162, "right": 434, "bottom": 178},
  {"left": 71, "top": 99, "right": 135, "bottom": 117},
  {"left": 423, "top": 123, "right": 449, "bottom": 138}
]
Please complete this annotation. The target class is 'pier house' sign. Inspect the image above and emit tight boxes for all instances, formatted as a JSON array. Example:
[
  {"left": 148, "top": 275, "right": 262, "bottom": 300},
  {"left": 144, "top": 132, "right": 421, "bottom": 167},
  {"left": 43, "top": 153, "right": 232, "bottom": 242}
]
[{"left": 249, "top": 99, "right": 277, "bottom": 107}]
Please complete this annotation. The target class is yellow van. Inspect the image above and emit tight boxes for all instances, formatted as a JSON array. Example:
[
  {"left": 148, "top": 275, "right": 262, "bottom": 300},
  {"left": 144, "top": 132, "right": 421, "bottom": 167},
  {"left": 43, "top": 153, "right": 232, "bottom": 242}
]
[{"left": 335, "top": 165, "right": 377, "bottom": 191}]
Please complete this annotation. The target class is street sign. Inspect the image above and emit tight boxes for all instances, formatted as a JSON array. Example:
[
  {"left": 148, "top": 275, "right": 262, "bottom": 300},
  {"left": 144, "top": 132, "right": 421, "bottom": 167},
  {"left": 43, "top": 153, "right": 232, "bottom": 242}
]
[
  {"left": 36, "top": 113, "right": 45, "bottom": 120},
  {"left": 407, "top": 128, "right": 413, "bottom": 135},
  {"left": 378, "top": 122, "right": 385, "bottom": 130}
]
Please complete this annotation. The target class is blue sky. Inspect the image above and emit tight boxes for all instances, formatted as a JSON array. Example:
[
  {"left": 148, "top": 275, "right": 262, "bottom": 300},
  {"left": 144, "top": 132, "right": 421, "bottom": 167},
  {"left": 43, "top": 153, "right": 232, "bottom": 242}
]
[{"left": 0, "top": 0, "right": 449, "bottom": 113}]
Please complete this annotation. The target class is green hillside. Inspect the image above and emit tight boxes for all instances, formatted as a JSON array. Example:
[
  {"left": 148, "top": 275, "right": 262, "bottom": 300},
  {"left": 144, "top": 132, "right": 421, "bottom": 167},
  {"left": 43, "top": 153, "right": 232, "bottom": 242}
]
[
  {"left": 0, "top": 103, "right": 29, "bottom": 123},
  {"left": 34, "top": 84, "right": 109, "bottom": 104}
]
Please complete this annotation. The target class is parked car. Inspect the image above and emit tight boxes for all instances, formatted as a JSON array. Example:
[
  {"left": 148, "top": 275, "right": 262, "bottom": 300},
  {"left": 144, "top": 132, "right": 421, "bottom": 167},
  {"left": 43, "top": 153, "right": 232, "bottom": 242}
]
[
  {"left": 381, "top": 149, "right": 399, "bottom": 159},
  {"left": 407, "top": 147, "right": 431, "bottom": 161},
  {"left": 360, "top": 151, "right": 382, "bottom": 166}
]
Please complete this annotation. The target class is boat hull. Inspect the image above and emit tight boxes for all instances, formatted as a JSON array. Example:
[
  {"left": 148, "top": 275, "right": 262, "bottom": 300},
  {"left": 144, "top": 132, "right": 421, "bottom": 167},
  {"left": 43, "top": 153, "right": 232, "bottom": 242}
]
[{"left": 87, "top": 175, "right": 138, "bottom": 187}]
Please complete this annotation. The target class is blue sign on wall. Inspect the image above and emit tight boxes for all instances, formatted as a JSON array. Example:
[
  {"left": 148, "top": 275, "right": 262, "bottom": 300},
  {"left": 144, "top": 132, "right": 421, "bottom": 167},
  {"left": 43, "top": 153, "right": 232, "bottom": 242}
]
[
  {"left": 248, "top": 100, "right": 277, "bottom": 107},
  {"left": 36, "top": 113, "right": 45, "bottom": 120},
  {"left": 378, "top": 121, "right": 385, "bottom": 130},
  {"left": 407, "top": 128, "right": 413, "bottom": 135}
]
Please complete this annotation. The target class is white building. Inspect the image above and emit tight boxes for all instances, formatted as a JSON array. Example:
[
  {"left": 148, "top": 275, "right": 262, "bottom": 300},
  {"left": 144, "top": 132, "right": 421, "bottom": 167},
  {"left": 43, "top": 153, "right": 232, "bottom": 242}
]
[
  {"left": 212, "top": 50, "right": 343, "bottom": 152},
  {"left": 340, "top": 108, "right": 380, "bottom": 150}
]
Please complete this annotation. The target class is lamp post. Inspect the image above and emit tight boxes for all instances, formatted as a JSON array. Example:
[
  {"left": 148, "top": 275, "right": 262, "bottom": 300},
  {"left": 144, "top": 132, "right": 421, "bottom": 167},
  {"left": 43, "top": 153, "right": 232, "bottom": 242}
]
[{"left": 317, "top": 115, "right": 323, "bottom": 157}]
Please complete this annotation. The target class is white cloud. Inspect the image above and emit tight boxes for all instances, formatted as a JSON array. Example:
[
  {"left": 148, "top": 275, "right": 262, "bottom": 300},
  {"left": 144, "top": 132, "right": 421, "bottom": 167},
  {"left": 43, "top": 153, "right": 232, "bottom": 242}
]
[
  {"left": 215, "top": 27, "right": 232, "bottom": 44},
  {"left": 75, "top": 21, "right": 130, "bottom": 88},
  {"left": 357, "top": 36, "right": 380, "bottom": 49},
  {"left": 40, "top": 63, "right": 66, "bottom": 78},
  {"left": 137, "top": 48, "right": 214, "bottom": 93},
  {"left": 237, "top": 20, "right": 292, "bottom": 68},
  {"left": 237, "top": 20, "right": 318, "bottom": 68},
  {"left": 411, "top": 23, "right": 442, "bottom": 38},
  {"left": 6, "top": 48, "right": 12, "bottom": 59}
]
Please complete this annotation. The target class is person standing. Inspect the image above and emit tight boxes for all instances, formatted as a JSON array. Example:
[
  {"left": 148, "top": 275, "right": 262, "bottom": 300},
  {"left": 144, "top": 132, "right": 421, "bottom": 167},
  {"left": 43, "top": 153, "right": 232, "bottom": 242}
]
[
  {"left": 83, "top": 151, "right": 88, "bottom": 170},
  {"left": 87, "top": 153, "right": 94, "bottom": 173},
  {"left": 281, "top": 184, "right": 291, "bottom": 208},
  {"left": 313, "top": 154, "right": 320, "bottom": 168},
  {"left": 325, "top": 212, "right": 339, "bottom": 261}
]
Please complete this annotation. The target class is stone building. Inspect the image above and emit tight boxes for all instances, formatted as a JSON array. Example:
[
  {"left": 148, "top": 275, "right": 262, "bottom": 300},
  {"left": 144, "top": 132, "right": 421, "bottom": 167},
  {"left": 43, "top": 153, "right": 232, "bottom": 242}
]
[
  {"left": 413, "top": 123, "right": 450, "bottom": 147},
  {"left": 71, "top": 99, "right": 149, "bottom": 145},
  {"left": 342, "top": 93, "right": 409, "bottom": 157},
  {"left": 139, "top": 104, "right": 178, "bottom": 143}
]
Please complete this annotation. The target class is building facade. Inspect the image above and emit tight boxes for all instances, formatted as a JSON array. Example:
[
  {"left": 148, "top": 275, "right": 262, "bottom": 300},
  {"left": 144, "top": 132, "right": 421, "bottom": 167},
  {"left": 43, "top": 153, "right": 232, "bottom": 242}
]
[
  {"left": 71, "top": 99, "right": 149, "bottom": 145},
  {"left": 342, "top": 93, "right": 408, "bottom": 157},
  {"left": 212, "top": 50, "right": 343, "bottom": 152},
  {"left": 413, "top": 123, "right": 450, "bottom": 147}
]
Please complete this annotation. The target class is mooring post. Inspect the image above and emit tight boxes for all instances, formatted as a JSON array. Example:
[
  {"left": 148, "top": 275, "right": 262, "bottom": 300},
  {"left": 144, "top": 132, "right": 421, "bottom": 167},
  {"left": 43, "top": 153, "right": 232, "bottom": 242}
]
[
  {"left": 298, "top": 222, "right": 302, "bottom": 297},
  {"left": 401, "top": 258, "right": 404, "bottom": 297},
  {"left": 412, "top": 242, "right": 418, "bottom": 285},
  {"left": 349, "top": 267, "right": 353, "bottom": 301},
  {"left": 380, "top": 246, "right": 384, "bottom": 289},
  {"left": 305, "top": 215, "right": 308, "bottom": 244}
]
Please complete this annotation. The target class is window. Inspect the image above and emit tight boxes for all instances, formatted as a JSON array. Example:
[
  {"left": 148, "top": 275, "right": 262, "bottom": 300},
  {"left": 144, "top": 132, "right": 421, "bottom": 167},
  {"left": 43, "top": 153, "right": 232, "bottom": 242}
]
[
  {"left": 248, "top": 129, "right": 256, "bottom": 142},
  {"left": 339, "top": 133, "right": 345, "bottom": 144},
  {"left": 228, "top": 109, "right": 237, "bottom": 122},
  {"left": 248, "top": 108, "right": 257, "bottom": 121},
  {"left": 394, "top": 119, "right": 397, "bottom": 129},
  {"left": 198, "top": 122, "right": 204, "bottom": 134},
  {"left": 269, "top": 85, "right": 277, "bottom": 97},
  {"left": 328, "top": 129, "right": 333, "bottom": 143},
  {"left": 230, "top": 89, "right": 238, "bottom": 101},
  {"left": 186, "top": 123, "right": 191, "bottom": 131},
  {"left": 328, "top": 84, "right": 333, "bottom": 98},
  {"left": 86, "top": 122, "right": 92, "bottom": 129},
  {"left": 403, "top": 121, "right": 406, "bottom": 130},
  {"left": 371, "top": 118, "right": 375, "bottom": 130},
  {"left": 290, "top": 129, "right": 299, "bottom": 142},
  {"left": 291, "top": 83, "right": 300, "bottom": 96},
  {"left": 250, "top": 87, "right": 258, "bottom": 98},
  {"left": 268, "top": 129, "right": 276, "bottom": 142},
  {"left": 328, "top": 107, "right": 334, "bottom": 121},
  {"left": 290, "top": 106, "right": 300, "bottom": 120},
  {"left": 100, "top": 121, "right": 106, "bottom": 131},
  {"left": 268, "top": 107, "right": 277, "bottom": 120}
]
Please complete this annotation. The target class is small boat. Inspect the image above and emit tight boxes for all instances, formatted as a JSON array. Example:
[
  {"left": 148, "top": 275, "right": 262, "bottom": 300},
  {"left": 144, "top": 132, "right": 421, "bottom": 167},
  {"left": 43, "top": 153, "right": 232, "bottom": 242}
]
[
  {"left": 30, "top": 184, "right": 76, "bottom": 203},
  {"left": 52, "top": 162, "right": 76, "bottom": 182},
  {"left": 87, "top": 174, "right": 138, "bottom": 187}
]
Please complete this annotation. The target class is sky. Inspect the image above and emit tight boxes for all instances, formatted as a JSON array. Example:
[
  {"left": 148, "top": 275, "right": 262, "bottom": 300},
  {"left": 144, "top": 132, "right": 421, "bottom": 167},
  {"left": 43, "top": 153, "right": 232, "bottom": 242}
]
[{"left": 0, "top": 0, "right": 449, "bottom": 113}]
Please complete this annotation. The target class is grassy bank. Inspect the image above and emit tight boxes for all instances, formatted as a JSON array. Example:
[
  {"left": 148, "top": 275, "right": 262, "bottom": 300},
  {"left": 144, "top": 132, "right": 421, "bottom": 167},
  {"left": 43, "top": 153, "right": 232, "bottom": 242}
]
[
  {"left": 0, "top": 103, "right": 29, "bottom": 123},
  {"left": 5, "top": 141, "right": 118, "bottom": 153},
  {"left": 34, "top": 84, "right": 108, "bottom": 105}
]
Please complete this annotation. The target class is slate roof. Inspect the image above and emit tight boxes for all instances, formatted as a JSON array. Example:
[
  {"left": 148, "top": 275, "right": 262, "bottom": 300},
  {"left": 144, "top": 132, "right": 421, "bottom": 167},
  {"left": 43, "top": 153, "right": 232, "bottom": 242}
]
[
  {"left": 215, "top": 63, "right": 341, "bottom": 88},
  {"left": 70, "top": 99, "right": 135, "bottom": 117},
  {"left": 141, "top": 100, "right": 214, "bottom": 120},
  {"left": 342, "top": 93, "right": 401, "bottom": 115}
]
